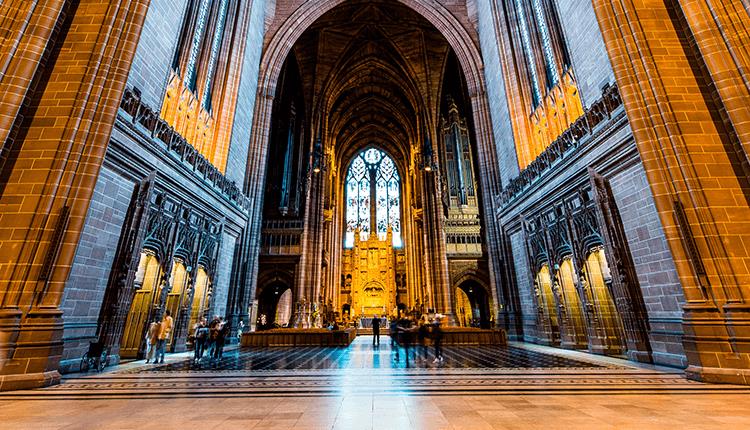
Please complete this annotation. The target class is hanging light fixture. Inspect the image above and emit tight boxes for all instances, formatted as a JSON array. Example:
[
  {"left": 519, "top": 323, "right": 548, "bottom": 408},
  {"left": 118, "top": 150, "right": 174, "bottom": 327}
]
[
  {"left": 421, "top": 133, "right": 436, "bottom": 172},
  {"left": 312, "top": 122, "right": 324, "bottom": 174}
]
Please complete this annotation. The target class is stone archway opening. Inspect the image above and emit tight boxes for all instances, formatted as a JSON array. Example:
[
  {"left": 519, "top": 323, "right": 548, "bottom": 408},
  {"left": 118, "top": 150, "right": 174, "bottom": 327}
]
[
  {"left": 250, "top": 0, "right": 501, "bottom": 327},
  {"left": 254, "top": 0, "right": 496, "bottom": 328},
  {"left": 257, "top": 282, "right": 293, "bottom": 330},
  {"left": 455, "top": 281, "right": 491, "bottom": 328}
]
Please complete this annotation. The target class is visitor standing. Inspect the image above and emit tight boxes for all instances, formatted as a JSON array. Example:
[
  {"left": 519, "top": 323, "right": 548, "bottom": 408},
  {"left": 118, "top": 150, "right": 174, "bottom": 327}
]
[
  {"left": 144, "top": 318, "right": 160, "bottom": 363},
  {"left": 417, "top": 315, "right": 430, "bottom": 362},
  {"left": 372, "top": 314, "right": 381, "bottom": 346},
  {"left": 432, "top": 314, "right": 444, "bottom": 363},
  {"left": 193, "top": 317, "right": 208, "bottom": 363},
  {"left": 217, "top": 317, "right": 230, "bottom": 360},
  {"left": 212, "top": 317, "right": 227, "bottom": 362},
  {"left": 208, "top": 315, "right": 220, "bottom": 358},
  {"left": 155, "top": 310, "right": 173, "bottom": 364}
]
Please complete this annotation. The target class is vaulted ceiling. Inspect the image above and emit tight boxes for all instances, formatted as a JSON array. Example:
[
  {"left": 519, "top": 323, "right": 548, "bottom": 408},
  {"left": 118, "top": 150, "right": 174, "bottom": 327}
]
[{"left": 286, "top": 0, "right": 457, "bottom": 166}]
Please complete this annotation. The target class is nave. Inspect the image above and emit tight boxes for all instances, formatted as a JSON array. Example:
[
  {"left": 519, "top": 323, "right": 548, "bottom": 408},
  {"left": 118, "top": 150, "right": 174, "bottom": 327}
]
[{"left": 2, "top": 337, "right": 749, "bottom": 429}]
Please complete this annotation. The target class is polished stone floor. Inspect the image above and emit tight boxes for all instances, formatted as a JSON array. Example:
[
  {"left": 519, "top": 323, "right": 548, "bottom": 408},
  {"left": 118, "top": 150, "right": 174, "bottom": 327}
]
[
  {"left": 136, "top": 336, "right": 614, "bottom": 372},
  {"left": 1, "top": 336, "right": 749, "bottom": 429}
]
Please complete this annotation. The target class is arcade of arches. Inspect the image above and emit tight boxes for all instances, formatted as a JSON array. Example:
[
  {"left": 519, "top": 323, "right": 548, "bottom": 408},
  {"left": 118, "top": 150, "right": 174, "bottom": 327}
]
[{"left": 2, "top": 0, "right": 750, "bottom": 418}]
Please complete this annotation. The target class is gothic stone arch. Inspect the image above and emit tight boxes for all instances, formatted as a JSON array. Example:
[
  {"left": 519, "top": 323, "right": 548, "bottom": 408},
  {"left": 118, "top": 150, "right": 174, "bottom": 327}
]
[{"left": 246, "top": 0, "right": 503, "bottom": 322}]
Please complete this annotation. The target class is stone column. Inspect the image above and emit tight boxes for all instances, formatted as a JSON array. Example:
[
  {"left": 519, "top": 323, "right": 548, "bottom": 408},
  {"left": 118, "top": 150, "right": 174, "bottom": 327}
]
[
  {"left": 678, "top": 0, "right": 750, "bottom": 160},
  {"left": 0, "top": 0, "right": 150, "bottom": 391},
  {"left": 0, "top": 0, "right": 66, "bottom": 148},
  {"left": 420, "top": 144, "right": 453, "bottom": 320},
  {"left": 592, "top": 0, "right": 750, "bottom": 384}
]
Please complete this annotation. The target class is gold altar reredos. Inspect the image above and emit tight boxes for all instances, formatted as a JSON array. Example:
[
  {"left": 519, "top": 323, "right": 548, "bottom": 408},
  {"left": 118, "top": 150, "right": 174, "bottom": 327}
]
[{"left": 341, "top": 228, "right": 404, "bottom": 318}]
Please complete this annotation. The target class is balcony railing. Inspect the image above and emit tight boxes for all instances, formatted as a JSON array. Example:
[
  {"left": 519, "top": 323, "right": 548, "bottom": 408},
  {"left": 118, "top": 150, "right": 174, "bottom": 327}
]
[
  {"left": 260, "top": 219, "right": 304, "bottom": 255},
  {"left": 497, "top": 84, "right": 624, "bottom": 208},
  {"left": 119, "top": 88, "right": 251, "bottom": 213}
]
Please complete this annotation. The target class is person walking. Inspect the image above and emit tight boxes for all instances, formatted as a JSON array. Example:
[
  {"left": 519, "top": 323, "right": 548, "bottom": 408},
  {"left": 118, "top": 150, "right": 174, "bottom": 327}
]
[
  {"left": 212, "top": 317, "right": 226, "bottom": 362},
  {"left": 417, "top": 315, "right": 430, "bottom": 363},
  {"left": 144, "top": 318, "right": 160, "bottom": 363},
  {"left": 398, "top": 316, "right": 414, "bottom": 368},
  {"left": 155, "top": 310, "right": 173, "bottom": 364},
  {"left": 432, "top": 314, "right": 444, "bottom": 363},
  {"left": 193, "top": 317, "right": 208, "bottom": 363},
  {"left": 208, "top": 315, "right": 220, "bottom": 359},
  {"left": 390, "top": 317, "right": 399, "bottom": 348},
  {"left": 372, "top": 314, "right": 381, "bottom": 347}
]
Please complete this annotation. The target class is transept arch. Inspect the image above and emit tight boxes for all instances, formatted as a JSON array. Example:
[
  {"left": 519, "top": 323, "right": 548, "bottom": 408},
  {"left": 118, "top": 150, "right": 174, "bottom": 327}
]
[{"left": 248, "top": 0, "right": 503, "bottom": 326}]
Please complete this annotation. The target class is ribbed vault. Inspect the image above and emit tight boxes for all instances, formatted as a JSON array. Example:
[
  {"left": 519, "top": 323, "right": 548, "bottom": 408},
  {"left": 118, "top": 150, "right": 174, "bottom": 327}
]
[{"left": 289, "top": 0, "right": 452, "bottom": 165}]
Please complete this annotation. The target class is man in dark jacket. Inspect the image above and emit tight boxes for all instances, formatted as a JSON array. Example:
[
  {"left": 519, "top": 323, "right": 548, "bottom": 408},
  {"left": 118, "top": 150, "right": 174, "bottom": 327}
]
[{"left": 372, "top": 315, "right": 381, "bottom": 346}]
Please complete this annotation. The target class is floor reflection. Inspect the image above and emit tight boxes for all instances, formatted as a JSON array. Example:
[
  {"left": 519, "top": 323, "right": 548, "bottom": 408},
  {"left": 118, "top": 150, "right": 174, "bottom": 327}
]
[{"left": 136, "top": 336, "right": 609, "bottom": 373}]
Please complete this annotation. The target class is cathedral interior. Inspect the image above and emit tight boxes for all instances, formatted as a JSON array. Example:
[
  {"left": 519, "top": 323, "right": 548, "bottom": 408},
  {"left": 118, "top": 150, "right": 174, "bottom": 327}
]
[{"left": 1, "top": 0, "right": 750, "bottom": 427}]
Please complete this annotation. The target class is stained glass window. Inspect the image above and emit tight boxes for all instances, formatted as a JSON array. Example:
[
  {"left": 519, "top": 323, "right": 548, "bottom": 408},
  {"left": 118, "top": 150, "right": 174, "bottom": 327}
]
[
  {"left": 184, "top": 0, "right": 212, "bottom": 92},
  {"left": 514, "top": 0, "right": 541, "bottom": 106},
  {"left": 344, "top": 148, "right": 402, "bottom": 248},
  {"left": 531, "top": 0, "right": 559, "bottom": 87},
  {"left": 202, "top": 0, "right": 229, "bottom": 110}
]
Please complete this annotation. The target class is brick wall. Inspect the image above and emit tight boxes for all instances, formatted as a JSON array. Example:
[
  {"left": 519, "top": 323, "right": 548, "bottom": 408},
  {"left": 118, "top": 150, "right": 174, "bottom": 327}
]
[
  {"left": 126, "top": 0, "right": 188, "bottom": 110},
  {"left": 477, "top": 0, "right": 520, "bottom": 184},
  {"left": 59, "top": 166, "right": 136, "bottom": 371},
  {"left": 509, "top": 230, "right": 537, "bottom": 342},
  {"left": 609, "top": 161, "right": 687, "bottom": 367},
  {"left": 555, "top": 0, "right": 615, "bottom": 108},
  {"left": 224, "top": 0, "right": 266, "bottom": 185},
  {"left": 211, "top": 231, "right": 240, "bottom": 318}
]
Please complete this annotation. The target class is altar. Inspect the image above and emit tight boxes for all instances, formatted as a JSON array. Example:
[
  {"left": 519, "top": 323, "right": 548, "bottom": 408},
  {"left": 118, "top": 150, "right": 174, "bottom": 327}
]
[{"left": 341, "top": 227, "right": 398, "bottom": 319}]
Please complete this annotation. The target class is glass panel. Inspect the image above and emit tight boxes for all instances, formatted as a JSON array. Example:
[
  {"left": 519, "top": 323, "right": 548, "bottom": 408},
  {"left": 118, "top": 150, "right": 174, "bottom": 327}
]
[
  {"left": 202, "top": 0, "right": 229, "bottom": 110},
  {"left": 531, "top": 0, "right": 559, "bottom": 87},
  {"left": 184, "top": 0, "right": 212, "bottom": 91},
  {"left": 344, "top": 148, "right": 402, "bottom": 248},
  {"left": 376, "top": 177, "right": 388, "bottom": 240},
  {"left": 514, "top": 0, "right": 541, "bottom": 106}
]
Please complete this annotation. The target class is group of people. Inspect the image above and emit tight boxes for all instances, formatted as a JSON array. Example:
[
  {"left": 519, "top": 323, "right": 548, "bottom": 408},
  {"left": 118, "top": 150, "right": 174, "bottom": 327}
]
[
  {"left": 372, "top": 314, "right": 444, "bottom": 366},
  {"left": 143, "top": 312, "right": 235, "bottom": 365},
  {"left": 191, "top": 315, "right": 231, "bottom": 364},
  {"left": 144, "top": 310, "right": 174, "bottom": 364}
]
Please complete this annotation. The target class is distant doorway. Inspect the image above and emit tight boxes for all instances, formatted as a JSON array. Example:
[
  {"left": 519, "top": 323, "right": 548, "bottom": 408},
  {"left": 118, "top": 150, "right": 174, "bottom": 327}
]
[
  {"left": 455, "top": 281, "right": 490, "bottom": 328},
  {"left": 257, "top": 282, "right": 292, "bottom": 329}
]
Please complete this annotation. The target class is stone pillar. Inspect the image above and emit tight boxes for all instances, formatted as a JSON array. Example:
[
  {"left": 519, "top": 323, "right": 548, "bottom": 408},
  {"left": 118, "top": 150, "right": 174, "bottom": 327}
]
[
  {"left": 592, "top": 0, "right": 750, "bottom": 384},
  {"left": 0, "top": 0, "right": 66, "bottom": 148},
  {"left": 421, "top": 157, "right": 453, "bottom": 320},
  {"left": 0, "top": 0, "right": 150, "bottom": 391},
  {"left": 678, "top": 0, "right": 750, "bottom": 160}
]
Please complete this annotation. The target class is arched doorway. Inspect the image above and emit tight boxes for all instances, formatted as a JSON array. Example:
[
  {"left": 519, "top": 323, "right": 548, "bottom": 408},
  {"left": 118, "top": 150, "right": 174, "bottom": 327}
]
[
  {"left": 455, "top": 281, "right": 491, "bottom": 328},
  {"left": 535, "top": 264, "right": 560, "bottom": 345},
  {"left": 121, "top": 251, "right": 161, "bottom": 358},
  {"left": 188, "top": 265, "right": 212, "bottom": 336},
  {"left": 584, "top": 247, "right": 626, "bottom": 354},
  {"left": 257, "top": 282, "right": 293, "bottom": 329},
  {"left": 557, "top": 258, "right": 588, "bottom": 349}
]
